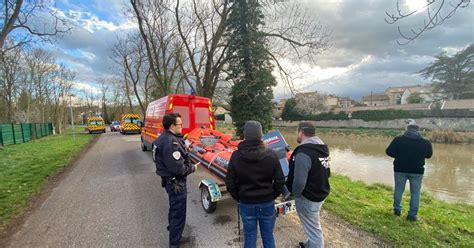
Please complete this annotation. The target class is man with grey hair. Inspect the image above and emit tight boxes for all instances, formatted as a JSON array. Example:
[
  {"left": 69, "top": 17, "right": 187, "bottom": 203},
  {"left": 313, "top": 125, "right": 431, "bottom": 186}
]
[
  {"left": 386, "top": 119, "right": 432, "bottom": 221},
  {"left": 286, "top": 121, "right": 330, "bottom": 248}
]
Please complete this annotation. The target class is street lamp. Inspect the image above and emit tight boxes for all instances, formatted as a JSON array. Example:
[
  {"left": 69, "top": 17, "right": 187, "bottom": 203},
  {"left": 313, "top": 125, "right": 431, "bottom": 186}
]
[{"left": 68, "top": 94, "right": 76, "bottom": 140}]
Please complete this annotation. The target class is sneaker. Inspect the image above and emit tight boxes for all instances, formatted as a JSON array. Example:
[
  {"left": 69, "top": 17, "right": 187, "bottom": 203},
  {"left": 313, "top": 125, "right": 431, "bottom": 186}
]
[
  {"left": 298, "top": 241, "right": 306, "bottom": 248},
  {"left": 393, "top": 210, "right": 401, "bottom": 216},
  {"left": 407, "top": 215, "right": 418, "bottom": 222}
]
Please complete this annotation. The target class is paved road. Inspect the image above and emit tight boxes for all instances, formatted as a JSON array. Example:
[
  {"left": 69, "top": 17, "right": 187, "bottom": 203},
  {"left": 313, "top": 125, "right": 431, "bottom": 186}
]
[{"left": 7, "top": 131, "right": 387, "bottom": 247}]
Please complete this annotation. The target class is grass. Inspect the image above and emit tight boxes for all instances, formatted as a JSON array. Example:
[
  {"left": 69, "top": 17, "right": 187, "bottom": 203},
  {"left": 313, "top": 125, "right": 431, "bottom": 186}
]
[
  {"left": 326, "top": 175, "right": 474, "bottom": 247},
  {"left": 0, "top": 126, "right": 95, "bottom": 230},
  {"left": 216, "top": 122, "right": 474, "bottom": 246}
]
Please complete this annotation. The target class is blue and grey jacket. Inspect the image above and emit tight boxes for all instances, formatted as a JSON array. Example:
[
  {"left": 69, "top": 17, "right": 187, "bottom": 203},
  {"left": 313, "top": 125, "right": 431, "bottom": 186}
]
[{"left": 286, "top": 137, "right": 330, "bottom": 202}]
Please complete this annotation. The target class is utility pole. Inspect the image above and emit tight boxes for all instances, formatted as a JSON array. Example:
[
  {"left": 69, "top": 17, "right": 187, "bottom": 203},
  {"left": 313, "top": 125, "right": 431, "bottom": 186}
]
[
  {"left": 370, "top": 91, "right": 373, "bottom": 106},
  {"left": 69, "top": 94, "right": 76, "bottom": 140}
]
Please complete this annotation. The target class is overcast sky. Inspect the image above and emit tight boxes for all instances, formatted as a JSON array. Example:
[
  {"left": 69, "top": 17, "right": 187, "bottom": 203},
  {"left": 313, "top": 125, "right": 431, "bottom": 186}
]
[{"left": 41, "top": 0, "right": 473, "bottom": 101}]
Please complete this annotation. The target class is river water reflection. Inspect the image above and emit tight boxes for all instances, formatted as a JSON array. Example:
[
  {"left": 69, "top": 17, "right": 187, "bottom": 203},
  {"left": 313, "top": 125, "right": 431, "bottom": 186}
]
[{"left": 278, "top": 128, "right": 474, "bottom": 204}]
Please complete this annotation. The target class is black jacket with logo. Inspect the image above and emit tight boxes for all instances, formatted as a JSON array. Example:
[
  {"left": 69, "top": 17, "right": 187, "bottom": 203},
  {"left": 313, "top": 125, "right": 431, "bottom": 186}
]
[
  {"left": 225, "top": 140, "right": 285, "bottom": 204},
  {"left": 286, "top": 143, "right": 331, "bottom": 202}
]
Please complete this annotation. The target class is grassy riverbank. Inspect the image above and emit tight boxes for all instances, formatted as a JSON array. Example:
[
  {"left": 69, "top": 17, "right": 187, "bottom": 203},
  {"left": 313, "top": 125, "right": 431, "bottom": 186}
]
[
  {"left": 0, "top": 127, "right": 95, "bottom": 230},
  {"left": 216, "top": 122, "right": 474, "bottom": 246},
  {"left": 327, "top": 175, "right": 473, "bottom": 247}
]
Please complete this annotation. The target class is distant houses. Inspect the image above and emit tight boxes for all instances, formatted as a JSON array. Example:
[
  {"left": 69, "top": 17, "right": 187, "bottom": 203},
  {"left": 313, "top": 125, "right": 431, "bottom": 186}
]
[
  {"left": 362, "top": 85, "right": 436, "bottom": 106},
  {"left": 362, "top": 93, "right": 390, "bottom": 106},
  {"left": 273, "top": 84, "right": 473, "bottom": 119}
]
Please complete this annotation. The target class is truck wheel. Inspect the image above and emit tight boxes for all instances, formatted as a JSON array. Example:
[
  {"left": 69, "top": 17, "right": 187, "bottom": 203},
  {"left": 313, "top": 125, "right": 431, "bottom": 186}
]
[
  {"left": 201, "top": 187, "right": 217, "bottom": 213},
  {"left": 141, "top": 139, "right": 148, "bottom": 151}
]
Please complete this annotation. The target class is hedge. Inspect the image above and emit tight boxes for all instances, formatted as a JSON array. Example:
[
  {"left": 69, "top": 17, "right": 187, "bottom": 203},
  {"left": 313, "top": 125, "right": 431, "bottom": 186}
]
[{"left": 282, "top": 109, "right": 474, "bottom": 122}]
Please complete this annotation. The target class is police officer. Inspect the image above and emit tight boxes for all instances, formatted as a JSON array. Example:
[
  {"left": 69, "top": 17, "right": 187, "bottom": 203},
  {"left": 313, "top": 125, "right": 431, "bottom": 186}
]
[{"left": 153, "top": 113, "right": 196, "bottom": 248}]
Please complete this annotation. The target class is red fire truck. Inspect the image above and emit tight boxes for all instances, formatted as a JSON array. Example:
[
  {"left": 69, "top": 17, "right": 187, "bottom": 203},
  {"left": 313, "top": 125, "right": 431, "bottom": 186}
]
[{"left": 140, "top": 94, "right": 215, "bottom": 151}]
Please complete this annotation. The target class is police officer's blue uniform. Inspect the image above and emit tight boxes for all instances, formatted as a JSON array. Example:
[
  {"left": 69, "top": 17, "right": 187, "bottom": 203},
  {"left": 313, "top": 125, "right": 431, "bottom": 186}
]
[{"left": 154, "top": 130, "right": 195, "bottom": 246}]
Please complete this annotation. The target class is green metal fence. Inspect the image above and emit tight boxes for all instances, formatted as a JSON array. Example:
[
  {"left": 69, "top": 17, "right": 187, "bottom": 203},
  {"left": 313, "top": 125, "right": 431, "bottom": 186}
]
[{"left": 0, "top": 123, "right": 53, "bottom": 146}]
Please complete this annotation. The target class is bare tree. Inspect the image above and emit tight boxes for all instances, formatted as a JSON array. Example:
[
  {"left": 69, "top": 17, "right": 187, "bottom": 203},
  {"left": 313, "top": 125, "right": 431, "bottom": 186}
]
[
  {"left": 294, "top": 92, "right": 328, "bottom": 115},
  {"left": 0, "top": 0, "right": 70, "bottom": 54},
  {"left": 260, "top": 1, "right": 331, "bottom": 94},
  {"left": 50, "top": 64, "right": 75, "bottom": 133},
  {"left": 24, "top": 48, "right": 56, "bottom": 123},
  {"left": 128, "top": 0, "right": 330, "bottom": 101},
  {"left": 174, "top": 0, "right": 232, "bottom": 98},
  {"left": 385, "top": 0, "right": 471, "bottom": 45},
  {"left": 130, "top": 0, "right": 184, "bottom": 97},
  {"left": 0, "top": 45, "right": 23, "bottom": 121},
  {"left": 112, "top": 34, "right": 151, "bottom": 116}
]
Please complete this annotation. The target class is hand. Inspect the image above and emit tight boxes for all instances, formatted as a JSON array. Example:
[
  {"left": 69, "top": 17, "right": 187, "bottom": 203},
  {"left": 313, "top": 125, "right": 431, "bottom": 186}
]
[
  {"left": 193, "top": 162, "right": 201, "bottom": 171},
  {"left": 184, "top": 140, "right": 192, "bottom": 149}
]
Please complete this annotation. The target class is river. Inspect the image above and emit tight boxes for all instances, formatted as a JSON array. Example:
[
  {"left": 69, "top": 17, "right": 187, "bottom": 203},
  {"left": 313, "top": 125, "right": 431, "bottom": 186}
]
[{"left": 278, "top": 128, "right": 474, "bottom": 205}]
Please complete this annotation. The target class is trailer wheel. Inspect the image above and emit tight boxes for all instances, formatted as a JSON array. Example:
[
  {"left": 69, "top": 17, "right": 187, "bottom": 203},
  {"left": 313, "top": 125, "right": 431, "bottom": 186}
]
[{"left": 201, "top": 187, "right": 217, "bottom": 213}]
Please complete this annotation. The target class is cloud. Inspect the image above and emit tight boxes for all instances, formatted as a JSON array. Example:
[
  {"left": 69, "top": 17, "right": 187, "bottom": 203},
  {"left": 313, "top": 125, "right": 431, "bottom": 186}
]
[
  {"left": 272, "top": 0, "right": 473, "bottom": 100},
  {"left": 32, "top": 2, "right": 138, "bottom": 86},
  {"left": 72, "top": 82, "right": 101, "bottom": 95},
  {"left": 27, "top": 0, "right": 472, "bottom": 102}
]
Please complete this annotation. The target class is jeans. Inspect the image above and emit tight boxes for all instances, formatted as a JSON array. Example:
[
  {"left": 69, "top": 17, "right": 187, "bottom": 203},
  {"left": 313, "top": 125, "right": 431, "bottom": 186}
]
[
  {"left": 239, "top": 201, "right": 276, "bottom": 248},
  {"left": 393, "top": 172, "right": 423, "bottom": 218},
  {"left": 295, "top": 196, "right": 324, "bottom": 248}
]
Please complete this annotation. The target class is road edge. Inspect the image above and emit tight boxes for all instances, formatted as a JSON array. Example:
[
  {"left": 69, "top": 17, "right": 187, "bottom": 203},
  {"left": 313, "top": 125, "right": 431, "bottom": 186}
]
[{"left": 0, "top": 134, "right": 101, "bottom": 246}]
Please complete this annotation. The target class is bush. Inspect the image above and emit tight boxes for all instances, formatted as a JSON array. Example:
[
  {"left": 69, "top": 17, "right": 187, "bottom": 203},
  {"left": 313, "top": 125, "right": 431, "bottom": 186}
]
[
  {"left": 281, "top": 98, "right": 304, "bottom": 121},
  {"left": 280, "top": 106, "right": 474, "bottom": 122},
  {"left": 351, "top": 109, "right": 412, "bottom": 121}
]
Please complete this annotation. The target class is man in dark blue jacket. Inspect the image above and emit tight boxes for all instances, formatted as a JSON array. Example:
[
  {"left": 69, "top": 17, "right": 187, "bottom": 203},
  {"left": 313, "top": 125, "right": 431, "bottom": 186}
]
[
  {"left": 154, "top": 113, "right": 196, "bottom": 248},
  {"left": 386, "top": 120, "right": 432, "bottom": 221}
]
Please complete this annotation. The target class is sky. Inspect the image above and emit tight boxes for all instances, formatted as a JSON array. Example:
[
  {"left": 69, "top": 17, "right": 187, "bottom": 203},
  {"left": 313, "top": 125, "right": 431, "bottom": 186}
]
[{"left": 33, "top": 0, "right": 473, "bottom": 101}]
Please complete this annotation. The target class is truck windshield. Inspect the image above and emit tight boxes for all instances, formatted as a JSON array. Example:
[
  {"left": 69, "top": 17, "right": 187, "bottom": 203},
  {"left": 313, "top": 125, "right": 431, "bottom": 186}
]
[
  {"left": 90, "top": 120, "right": 103, "bottom": 125},
  {"left": 124, "top": 118, "right": 139, "bottom": 124}
]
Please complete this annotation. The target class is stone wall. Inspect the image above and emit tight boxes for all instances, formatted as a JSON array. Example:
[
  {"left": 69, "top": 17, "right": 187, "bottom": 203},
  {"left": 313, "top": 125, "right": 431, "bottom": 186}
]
[{"left": 273, "top": 118, "right": 474, "bottom": 131}]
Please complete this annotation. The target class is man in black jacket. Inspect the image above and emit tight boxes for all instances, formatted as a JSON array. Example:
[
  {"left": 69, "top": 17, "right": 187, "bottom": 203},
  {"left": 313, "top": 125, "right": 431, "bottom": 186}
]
[
  {"left": 386, "top": 120, "right": 432, "bottom": 221},
  {"left": 286, "top": 122, "right": 330, "bottom": 248},
  {"left": 225, "top": 120, "right": 284, "bottom": 248}
]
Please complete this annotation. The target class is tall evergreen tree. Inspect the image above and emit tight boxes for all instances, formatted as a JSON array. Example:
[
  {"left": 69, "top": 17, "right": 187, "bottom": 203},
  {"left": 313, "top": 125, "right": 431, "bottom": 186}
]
[
  {"left": 226, "top": 0, "right": 276, "bottom": 137},
  {"left": 419, "top": 44, "right": 474, "bottom": 100}
]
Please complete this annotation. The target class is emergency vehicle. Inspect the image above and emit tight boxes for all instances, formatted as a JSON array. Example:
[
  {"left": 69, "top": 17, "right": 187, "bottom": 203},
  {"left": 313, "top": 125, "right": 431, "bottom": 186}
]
[
  {"left": 119, "top": 113, "right": 142, "bottom": 134},
  {"left": 86, "top": 117, "right": 106, "bottom": 134},
  {"left": 140, "top": 94, "right": 215, "bottom": 151},
  {"left": 140, "top": 94, "right": 296, "bottom": 216}
]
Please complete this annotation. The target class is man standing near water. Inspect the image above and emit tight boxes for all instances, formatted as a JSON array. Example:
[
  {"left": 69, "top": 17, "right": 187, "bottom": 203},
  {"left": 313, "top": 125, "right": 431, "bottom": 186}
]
[
  {"left": 386, "top": 119, "right": 433, "bottom": 221},
  {"left": 286, "top": 121, "right": 331, "bottom": 248}
]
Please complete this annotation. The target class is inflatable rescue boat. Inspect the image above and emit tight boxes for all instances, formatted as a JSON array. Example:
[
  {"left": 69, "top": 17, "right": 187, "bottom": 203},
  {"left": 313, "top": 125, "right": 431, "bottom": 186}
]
[{"left": 186, "top": 127, "right": 291, "bottom": 181}]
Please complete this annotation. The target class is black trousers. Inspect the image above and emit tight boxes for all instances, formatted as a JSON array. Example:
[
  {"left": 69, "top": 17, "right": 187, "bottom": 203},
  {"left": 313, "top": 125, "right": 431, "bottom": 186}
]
[{"left": 165, "top": 182, "right": 187, "bottom": 245}]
